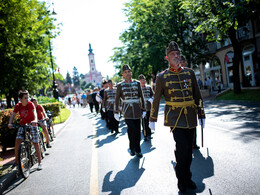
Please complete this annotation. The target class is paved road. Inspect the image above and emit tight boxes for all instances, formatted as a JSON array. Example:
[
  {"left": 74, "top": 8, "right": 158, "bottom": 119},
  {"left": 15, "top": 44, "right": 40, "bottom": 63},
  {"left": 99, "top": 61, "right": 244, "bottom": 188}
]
[{"left": 3, "top": 101, "right": 260, "bottom": 195}]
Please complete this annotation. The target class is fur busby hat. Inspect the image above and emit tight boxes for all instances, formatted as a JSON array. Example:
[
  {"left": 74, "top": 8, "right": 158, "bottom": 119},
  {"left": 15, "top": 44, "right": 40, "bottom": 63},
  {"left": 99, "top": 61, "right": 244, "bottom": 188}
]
[
  {"left": 122, "top": 64, "right": 131, "bottom": 72},
  {"left": 138, "top": 74, "right": 146, "bottom": 80},
  {"left": 166, "top": 41, "right": 181, "bottom": 55},
  {"left": 102, "top": 79, "right": 107, "bottom": 85}
]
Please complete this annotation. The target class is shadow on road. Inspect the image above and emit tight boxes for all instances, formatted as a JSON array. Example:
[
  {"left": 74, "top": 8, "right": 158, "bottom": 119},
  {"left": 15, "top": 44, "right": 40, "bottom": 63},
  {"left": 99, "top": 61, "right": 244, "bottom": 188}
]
[
  {"left": 140, "top": 139, "right": 156, "bottom": 155},
  {"left": 205, "top": 101, "right": 260, "bottom": 140},
  {"left": 171, "top": 148, "right": 214, "bottom": 195},
  {"left": 191, "top": 148, "right": 214, "bottom": 193},
  {"left": 2, "top": 168, "right": 39, "bottom": 195},
  {"left": 102, "top": 157, "right": 145, "bottom": 195}
]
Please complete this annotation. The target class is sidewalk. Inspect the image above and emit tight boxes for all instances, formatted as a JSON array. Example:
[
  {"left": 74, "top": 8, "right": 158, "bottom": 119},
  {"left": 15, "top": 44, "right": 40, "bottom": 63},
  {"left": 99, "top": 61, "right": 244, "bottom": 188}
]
[{"left": 0, "top": 114, "right": 71, "bottom": 194}]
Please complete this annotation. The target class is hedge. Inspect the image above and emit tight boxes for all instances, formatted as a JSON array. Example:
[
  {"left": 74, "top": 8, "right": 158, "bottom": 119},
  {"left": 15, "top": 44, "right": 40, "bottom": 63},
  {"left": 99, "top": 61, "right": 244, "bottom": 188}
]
[
  {"left": 0, "top": 109, "right": 20, "bottom": 151},
  {"left": 42, "top": 102, "right": 61, "bottom": 118}
]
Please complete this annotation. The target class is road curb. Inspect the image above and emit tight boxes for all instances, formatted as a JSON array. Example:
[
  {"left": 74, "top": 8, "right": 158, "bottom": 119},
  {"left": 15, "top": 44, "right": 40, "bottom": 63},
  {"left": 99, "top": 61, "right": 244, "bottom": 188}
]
[{"left": 54, "top": 109, "right": 72, "bottom": 136}]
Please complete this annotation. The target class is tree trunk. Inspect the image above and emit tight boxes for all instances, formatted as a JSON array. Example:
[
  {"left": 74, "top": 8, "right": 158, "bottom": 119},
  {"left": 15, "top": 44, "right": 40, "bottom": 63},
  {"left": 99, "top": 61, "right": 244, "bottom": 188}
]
[
  {"left": 229, "top": 27, "right": 241, "bottom": 94},
  {"left": 6, "top": 94, "right": 12, "bottom": 108}
]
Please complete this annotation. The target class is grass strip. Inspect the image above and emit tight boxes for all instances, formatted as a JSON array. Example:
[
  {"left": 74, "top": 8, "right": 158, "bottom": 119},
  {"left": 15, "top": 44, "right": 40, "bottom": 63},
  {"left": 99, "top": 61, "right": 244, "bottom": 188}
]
[{"left": 53, "top": 108, "right": 71, "bottom": 124}]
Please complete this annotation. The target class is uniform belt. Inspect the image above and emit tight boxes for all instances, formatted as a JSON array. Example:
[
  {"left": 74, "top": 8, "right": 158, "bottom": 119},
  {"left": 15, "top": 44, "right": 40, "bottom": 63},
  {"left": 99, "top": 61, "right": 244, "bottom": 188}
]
[
  {"left": 123, "top": 99, "right": 140, "bottom": 103},
  {"left": 165, "top": 100, "right": 196, "bottom": 132},
  {"left": 165, "top": 100, "right": 195, "bottom": 108}
]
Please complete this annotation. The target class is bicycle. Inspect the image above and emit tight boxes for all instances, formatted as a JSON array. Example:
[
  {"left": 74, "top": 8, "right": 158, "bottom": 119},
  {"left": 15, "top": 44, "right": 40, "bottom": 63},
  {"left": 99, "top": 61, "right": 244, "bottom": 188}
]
[
  {"left": 37, "top": 119, "right": 48, "bottom": 152},
  {"left": 46, "top": 110, "right": 55, "bottom": 141},
  {"left": 12, "top": 124, "right": 44, "bottom": 179}
]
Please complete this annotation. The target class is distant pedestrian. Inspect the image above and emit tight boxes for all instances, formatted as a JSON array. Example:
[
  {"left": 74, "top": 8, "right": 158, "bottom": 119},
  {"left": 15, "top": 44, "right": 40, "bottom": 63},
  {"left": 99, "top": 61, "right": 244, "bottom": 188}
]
[
  {"left": 87, "top": 90, "right": 94, "bottom": 113},
  {"left": 68, "top": 97, "right": 71, "bottom": 108},
  {"left": 92, "top": 88, "right": 100, "bottom": 114},
  {"left": 99, "top": 79, "right": 108, "bottom": 121},
  {"left": 198, "top": 78, "right": 203, "bottom": 89},
  {"left": 82, "top": 93, "right": 87, "bottom": 107},
  {"left": 208, "top": 76, "right": 212, "bottom": 92},
  {"left": 103, "top": 80, "right": 119, "bottom": 133},
  {"left": 216, "top": 76, "right": 222, "bottom": 93},
  {"left": 204, "top": 78, "right": 209, "bottom": 90}
]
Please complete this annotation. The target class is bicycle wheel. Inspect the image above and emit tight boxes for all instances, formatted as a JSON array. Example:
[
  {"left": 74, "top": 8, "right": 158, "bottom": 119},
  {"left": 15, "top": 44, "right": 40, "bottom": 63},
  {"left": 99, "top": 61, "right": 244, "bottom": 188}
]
[
  {"left": 47, "top": 125, "right": 53, "bottom": 142},
  {"left": 18, "top": 142, "right": 31, "bottom": 179},
  {"left": 39, "top": 133, "right": 45, "bottom": 159},
  {"left": 51, "top": 125, "right": 55, "bottom": 139}
]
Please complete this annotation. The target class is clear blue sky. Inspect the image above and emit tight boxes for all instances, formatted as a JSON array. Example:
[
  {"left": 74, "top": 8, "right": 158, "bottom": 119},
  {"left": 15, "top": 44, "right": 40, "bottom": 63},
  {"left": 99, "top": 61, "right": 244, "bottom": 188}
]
[{"left": 46, "top": 0, "right": 129, "bottom": 79}]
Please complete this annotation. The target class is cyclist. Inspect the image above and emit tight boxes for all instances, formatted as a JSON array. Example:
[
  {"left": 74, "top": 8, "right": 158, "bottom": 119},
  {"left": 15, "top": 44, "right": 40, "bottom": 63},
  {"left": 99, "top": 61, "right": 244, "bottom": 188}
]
[
  {"left": 8, "top": 90, "right": 42, "bottom": 170},
  {"left": 31, "top": 97, "right": 52, "bottom": 148}
]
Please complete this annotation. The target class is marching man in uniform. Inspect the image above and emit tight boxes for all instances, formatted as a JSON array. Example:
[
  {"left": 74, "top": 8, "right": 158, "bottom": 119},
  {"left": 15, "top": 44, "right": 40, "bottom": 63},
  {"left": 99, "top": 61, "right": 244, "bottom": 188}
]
[
  {"left": 149, "top": 41, "right": 206, "bottom": 193},
  {"left": 103, "top": 79, "right": 119, "bottom": 133},
  {"left": 114, "top": 65, "right": 145, "bottom": 158},
  {"left": 138, "top": 74, "right": 154, "bottom": 141}
]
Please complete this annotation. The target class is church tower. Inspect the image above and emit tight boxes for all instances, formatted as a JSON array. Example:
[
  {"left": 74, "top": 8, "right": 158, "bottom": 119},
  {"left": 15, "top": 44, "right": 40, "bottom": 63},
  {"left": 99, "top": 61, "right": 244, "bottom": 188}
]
[
  {"left": 88, "top": 43, "right": 96, "bottom": 73},
  {"left": 85, "top": 44, "right": 103, "bottom": 87}
]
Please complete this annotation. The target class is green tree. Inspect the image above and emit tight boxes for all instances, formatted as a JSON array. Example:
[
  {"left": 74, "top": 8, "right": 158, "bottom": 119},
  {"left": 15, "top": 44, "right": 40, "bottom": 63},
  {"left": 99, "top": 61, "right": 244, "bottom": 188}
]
[
  {"left": 110, "top": 0, "right": 208, "bottom": 80},
  {"left": 181, "top": 0, "right": 260, "bottom": 93},
  {"left": 80, "top": 73, "right": 85, "bottom": 80},
  {"left": 72, "top": 66, "right": 80, "bottom": 86},
  {"left": 0, "top": 0, "right": 59, "bottom": 107},
  {"left": 66, "top": 71, "right": 72, "bottom": 84}
]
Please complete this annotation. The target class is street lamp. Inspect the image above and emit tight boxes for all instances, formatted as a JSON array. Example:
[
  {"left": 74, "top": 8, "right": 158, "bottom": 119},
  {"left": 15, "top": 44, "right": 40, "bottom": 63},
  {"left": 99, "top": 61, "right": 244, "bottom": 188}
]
[
  {"left": 49, "top": 39, "right": 58, "bottom": 99},
  {"left": 49, "top": 3, "right": 58, "bottom": 99}
]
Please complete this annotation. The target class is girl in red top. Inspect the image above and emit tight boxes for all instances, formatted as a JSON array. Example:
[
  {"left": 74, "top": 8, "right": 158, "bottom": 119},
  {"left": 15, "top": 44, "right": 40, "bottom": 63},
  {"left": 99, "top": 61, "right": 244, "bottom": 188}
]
[
  {"left": 8, "top": 90, "right": 42, "bottom": 170},
  {"left": 31, "top": 97, "right": 52, "bottom": 148}
]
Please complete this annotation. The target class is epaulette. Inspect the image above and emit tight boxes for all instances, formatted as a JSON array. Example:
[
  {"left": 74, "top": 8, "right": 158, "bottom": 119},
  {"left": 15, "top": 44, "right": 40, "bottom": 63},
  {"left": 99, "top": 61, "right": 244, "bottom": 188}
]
[{"left": 158, "top": 69, "right": 168, "bottom": 75}]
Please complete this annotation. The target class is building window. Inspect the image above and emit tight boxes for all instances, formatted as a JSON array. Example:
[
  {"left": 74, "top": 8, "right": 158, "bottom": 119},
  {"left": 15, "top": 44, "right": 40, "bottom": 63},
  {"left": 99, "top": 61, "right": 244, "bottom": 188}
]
[
  {"left": 91, "top": 59, "right": 93, "bottom": 63},
  {"left": 92, "top": 67, "right": 94, "bottom": 71}
]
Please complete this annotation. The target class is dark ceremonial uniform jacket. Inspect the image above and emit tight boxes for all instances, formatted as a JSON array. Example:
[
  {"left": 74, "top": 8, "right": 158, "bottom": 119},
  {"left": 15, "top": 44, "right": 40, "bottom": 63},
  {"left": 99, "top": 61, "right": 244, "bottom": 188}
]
[
  {"left": 87, "top": 94, "right": 94, "bottom": 104},
  {"left": 150, "top": 66, "right": 205, "bottom": 130},
  {"left": 103, "top": 87, "right": 117, "bottom": 111},
  {"left": 141, "top": 85, "right": 154, "bottom": 111},
  {"left": 115, "top": 79, "right": 145, "bottom": 119}
]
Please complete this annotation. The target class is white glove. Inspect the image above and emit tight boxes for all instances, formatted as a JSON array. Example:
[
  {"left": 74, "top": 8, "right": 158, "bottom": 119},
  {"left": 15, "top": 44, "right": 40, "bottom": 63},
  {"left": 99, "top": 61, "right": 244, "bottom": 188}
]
[
  {"left": 142, "top": 111, "right": 146, "bottom": 118},
  {"left": 149, "top": 122, "right": 155, "bottom": 130},
  {"left": 148, "top": 98, "right": 153, "bottom": 104},
  {"left": 199, "top": 118, "right": 205, "bottom": 128},
  {"left": 95, "top": 95, "right": 101, "bottom": 103},
  {"left": 102, "top": 107, "right": 106, "bottom": 112},
  {"left": 114, "top": 114, "right": 120, "bottom": 121}
]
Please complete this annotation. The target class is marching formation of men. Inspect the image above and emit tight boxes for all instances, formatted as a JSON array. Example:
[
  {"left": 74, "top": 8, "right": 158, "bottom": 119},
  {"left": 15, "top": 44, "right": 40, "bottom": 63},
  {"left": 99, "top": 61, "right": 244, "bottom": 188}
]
[{"left": 73, "top": 40, "right": 205, "bottom": 194}]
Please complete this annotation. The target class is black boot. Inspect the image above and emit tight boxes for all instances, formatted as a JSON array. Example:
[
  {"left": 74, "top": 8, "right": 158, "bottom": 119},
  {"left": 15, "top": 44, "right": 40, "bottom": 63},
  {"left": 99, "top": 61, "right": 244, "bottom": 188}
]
[{"left": 187, "top": 180, "right": 197, "bottom": 189}]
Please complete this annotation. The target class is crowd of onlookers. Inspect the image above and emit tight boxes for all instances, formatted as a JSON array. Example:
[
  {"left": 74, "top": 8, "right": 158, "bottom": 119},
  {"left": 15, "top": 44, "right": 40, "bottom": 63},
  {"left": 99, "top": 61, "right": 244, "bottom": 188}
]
[
  {"left": 197, "top": 76, "right": 222, "bottom": 93},
  {"left": 65, "top": 88, "right": 101, "bottom": 113}
]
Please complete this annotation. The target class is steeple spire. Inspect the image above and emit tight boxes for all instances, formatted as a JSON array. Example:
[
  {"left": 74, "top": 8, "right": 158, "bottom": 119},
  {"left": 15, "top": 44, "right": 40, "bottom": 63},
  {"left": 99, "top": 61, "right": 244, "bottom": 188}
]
[{"left": 89, "top": 43, "right": 93, "bottom": 54}]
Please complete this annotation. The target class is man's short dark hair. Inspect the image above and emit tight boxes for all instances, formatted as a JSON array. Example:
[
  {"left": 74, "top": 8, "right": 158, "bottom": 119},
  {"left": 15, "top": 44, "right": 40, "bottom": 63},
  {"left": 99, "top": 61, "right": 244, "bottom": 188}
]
[
  {"left": 107, "top": 79, "right": 112, "bottom": 83},
  {"left": 18, "top": 90, "right": 29, "bottom": 99}
]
